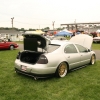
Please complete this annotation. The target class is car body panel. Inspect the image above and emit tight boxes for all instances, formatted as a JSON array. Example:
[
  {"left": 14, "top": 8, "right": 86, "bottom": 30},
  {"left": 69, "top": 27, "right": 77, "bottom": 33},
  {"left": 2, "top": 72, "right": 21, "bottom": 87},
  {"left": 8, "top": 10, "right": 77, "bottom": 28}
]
[{"left": 64, "top": 53, "right": 81, "bottom": 69}]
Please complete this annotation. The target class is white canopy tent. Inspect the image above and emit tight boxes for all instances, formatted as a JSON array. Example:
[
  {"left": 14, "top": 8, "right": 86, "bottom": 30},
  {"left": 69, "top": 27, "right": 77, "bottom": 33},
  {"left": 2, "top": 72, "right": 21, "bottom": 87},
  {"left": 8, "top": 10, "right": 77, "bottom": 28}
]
[{"left": 25, "top": 30, "right": 45, "bottom": 34}]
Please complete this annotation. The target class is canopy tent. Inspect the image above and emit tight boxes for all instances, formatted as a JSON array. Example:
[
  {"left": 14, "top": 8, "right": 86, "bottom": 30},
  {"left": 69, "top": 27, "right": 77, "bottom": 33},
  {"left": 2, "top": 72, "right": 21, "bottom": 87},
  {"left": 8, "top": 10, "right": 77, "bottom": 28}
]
[
  {"left": 55, "top": 31, "right": 72, "bottom": 36},
  {"left": 35, "top": 30, "right": 45, "bottom": 34},
  {"left": 25, "top": 31, "right": 36, "bottom": 34},
  {"left": 62, "top": 29, "right": 73, "bottom": 33},
  {"left": 25, "top": 30, "right": 45, "bottom": 34}
]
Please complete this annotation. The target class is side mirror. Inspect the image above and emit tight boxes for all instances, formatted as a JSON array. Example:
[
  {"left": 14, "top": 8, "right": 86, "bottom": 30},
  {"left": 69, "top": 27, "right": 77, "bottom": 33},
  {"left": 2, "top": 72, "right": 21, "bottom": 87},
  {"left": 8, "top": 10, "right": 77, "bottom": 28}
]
[{"left": 88, "top": 49, "right": 91, "bottom": 52}]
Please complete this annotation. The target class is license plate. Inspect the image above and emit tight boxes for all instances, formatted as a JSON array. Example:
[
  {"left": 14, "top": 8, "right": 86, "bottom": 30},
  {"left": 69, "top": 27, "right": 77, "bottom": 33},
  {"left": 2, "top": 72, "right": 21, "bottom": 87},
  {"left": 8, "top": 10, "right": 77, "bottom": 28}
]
[{"left": 21, "top": 65, "right": 27, "bottom": 71}]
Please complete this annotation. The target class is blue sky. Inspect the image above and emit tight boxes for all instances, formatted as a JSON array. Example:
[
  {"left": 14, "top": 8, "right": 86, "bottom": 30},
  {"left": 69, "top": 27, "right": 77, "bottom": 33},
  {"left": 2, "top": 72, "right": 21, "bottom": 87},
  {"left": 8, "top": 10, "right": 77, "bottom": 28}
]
[{"left": 0, "top": 0, "right": 100, "bottom": 29}]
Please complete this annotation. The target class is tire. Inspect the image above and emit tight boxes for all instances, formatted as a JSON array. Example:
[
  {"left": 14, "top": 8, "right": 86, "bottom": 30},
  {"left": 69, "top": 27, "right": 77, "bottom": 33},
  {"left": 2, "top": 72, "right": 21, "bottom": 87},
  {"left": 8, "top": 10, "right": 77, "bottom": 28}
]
[
  {"left": 56, "top": 62, "right": 68, "bottom": 78},
  {"left": 15, "top": 70, "right": 18, "bottom": 74},
  {"left": 10, "top": 45, "right": 14, "bottom": 50},
  {"left": 90, "top": 54, "right": 96, "bottom": 65}
]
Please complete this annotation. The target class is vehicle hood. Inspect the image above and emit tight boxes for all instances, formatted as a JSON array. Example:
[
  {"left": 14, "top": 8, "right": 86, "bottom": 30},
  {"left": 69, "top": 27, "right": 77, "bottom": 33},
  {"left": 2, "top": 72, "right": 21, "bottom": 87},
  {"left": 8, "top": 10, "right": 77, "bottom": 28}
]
[
  {"left": 69, "top": 34, "right": 93, "bottom": 49},
  {"left": 23, "top": 34, "right": 50, "bottom": 51}
]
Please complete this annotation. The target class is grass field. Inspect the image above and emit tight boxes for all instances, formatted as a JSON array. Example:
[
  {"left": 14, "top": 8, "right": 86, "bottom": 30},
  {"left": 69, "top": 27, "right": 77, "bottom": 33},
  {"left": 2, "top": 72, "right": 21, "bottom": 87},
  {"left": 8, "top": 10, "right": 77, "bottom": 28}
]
[
  {"left": 0, "top": 50, "right": 100, "bottom": 100},
  {"left": 92, "top": 43, "right": 100, "bottom": 50}
]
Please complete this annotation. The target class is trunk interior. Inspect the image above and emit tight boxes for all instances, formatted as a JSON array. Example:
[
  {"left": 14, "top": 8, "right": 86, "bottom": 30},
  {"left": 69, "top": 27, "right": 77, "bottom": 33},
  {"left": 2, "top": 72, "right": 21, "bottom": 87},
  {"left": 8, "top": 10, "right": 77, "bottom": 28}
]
[{"left": 20, "top": 51, "right": 44, "bottom": 64}]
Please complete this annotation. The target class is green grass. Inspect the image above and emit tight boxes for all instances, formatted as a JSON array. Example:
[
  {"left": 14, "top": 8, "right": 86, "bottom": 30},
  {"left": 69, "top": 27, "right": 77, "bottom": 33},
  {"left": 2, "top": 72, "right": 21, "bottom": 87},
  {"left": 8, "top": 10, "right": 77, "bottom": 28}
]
[
  {"left": 15, "top": 41, "right": 23, "bottom": 44},
  {"left": 92, "top": 43, "right": 100, "bottom": 50},
  {"left": 0, "top": 50, "right": 100, "bottom": 100}
]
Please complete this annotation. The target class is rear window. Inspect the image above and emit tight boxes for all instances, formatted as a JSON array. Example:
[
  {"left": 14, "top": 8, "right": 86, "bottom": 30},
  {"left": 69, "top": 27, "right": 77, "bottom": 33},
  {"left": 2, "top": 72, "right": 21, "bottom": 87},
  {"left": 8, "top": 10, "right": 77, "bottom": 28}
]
[
  {"left": 47, "top": 44, "right": 60, "bottom": 52},
  {"left": 38, "top": 44, "right": 60, "bottom": 53}
]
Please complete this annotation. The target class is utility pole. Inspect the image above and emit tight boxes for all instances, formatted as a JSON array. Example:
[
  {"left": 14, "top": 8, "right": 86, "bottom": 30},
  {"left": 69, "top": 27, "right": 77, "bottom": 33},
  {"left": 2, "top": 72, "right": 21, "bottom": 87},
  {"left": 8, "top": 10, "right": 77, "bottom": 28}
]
[
  {"left": 11, "top": 17, "right": 14, "bottom": 28},
  {"left": 52, "top": 21, "right": 55, "bottom": 30},
  {"left": 39, "top": 25, "right": 40, "bottom": 29},
  {"left": 74, "top": 19, "right": 77, "bottom": 31},
  {"left": 74, "top": 19, "right": 76, "bottom": 24}
]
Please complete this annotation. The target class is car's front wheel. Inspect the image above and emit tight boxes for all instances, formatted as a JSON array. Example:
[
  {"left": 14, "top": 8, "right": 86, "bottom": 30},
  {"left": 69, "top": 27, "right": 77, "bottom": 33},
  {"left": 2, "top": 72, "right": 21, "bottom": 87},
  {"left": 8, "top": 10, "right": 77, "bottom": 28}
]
[
  {"left": 10, "top": 45, "right": 14, "bottom": 50},
  {"left": 56, "top": 62, "right": 68, "bottom": 78},
  {"left": 90, "top": 54, "right": 96, "bottom": 65}
]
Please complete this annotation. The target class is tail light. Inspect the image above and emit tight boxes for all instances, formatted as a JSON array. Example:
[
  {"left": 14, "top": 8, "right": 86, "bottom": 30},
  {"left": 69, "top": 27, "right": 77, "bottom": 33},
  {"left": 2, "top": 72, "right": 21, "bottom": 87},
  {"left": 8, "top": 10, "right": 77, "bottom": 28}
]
[
  {"left": 16, "top": 52, "right": 21, "bottom": 59},
  {"left": 37, "top": 55, "right": 48, "bottom": 64}
]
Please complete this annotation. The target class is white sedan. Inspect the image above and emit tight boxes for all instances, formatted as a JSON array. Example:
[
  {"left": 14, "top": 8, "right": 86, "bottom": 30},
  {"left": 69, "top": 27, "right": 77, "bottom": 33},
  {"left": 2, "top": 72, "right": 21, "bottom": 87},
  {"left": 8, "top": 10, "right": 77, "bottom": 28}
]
[
  {"left": 15, "top": 34, "right": 96, "bottom": 79},
  {"left": 93, "top": 37, "right": 100, "bottom": 43}
]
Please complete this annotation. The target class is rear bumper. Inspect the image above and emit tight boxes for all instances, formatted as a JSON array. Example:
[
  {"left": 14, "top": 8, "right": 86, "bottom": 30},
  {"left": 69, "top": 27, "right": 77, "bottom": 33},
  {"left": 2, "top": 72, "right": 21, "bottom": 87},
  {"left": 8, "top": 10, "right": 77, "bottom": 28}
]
[
  {"left": 15, "top": 68, "right": 54, "bottom": 78},
  {"left": 15, "top": 59, "right": 57, "bottom": 78},
  {"left": 15, "top": 59, "right": 56, "bottom": 74}
]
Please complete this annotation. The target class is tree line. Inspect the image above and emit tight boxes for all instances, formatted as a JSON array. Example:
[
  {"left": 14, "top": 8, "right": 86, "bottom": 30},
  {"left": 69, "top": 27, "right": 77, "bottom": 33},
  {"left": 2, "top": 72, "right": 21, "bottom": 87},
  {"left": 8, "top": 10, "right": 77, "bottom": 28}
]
[{"left": 0, "top": 27, "right": 64, "bottom": 32}]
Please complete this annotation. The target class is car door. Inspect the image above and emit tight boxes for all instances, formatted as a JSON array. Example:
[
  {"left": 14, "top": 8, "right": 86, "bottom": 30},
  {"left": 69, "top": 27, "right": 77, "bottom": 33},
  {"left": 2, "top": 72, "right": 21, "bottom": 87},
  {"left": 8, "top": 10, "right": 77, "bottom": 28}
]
[
  {"left": 64, "top": 44, "right": 81, "bottom": 69},
  {"left": 75, "top": 44, "right": 91, "bottom": 66},
  {"left": 0, "top": 40, "right": 5, "bottom": 49},
  {"left": 0, "top": 42, "right": 7, "bottom": 49},
  {"left": 0, "top": 40, "right": 9, "bottom": 49}
]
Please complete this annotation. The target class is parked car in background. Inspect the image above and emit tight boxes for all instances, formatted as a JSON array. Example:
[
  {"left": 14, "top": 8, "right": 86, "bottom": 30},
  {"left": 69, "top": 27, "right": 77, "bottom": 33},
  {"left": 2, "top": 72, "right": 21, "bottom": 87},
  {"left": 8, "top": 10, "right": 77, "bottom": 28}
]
[
  {"left": 45, "top": 35, "right": 54, "bottom": 40},
  {"left": 0, "top": 39, "right": 19, "bottom": 50},
  {"left": 15, "top": 34, "right": 96, "bottom": 79},
  {"left": 52, "top": 36, "right": 68, "bottom": 40},
  {"left": 90, "top": 32, "right": 97, "bottom": 38},
  {"left": 93, "top": 37, "right": 100, "bottom": 43}
]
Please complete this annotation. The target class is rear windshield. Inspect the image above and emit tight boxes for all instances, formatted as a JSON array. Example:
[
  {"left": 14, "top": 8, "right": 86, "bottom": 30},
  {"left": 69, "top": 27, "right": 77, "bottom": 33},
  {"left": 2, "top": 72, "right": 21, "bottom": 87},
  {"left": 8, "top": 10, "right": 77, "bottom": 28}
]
[
  {"left": 38, "top": 44, "right": 60, "bottom": 53},
  {"left": 47, "top": 44, "right": 60, "bottom": 52}
]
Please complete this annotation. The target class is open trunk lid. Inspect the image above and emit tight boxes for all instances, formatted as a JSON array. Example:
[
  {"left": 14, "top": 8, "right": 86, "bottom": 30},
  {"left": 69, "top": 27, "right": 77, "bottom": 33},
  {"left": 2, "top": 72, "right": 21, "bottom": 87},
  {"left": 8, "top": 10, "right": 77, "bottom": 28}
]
[{"left": 23, "top": 34, "right": 50, "bottom": 52}]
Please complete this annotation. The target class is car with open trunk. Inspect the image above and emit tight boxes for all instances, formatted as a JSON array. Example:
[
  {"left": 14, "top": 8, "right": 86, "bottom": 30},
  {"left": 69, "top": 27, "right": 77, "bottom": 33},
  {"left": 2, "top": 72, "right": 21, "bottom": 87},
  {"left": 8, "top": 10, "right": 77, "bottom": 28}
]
[{"left": 15, "top": 34, "right": 96, "bottom": 79}]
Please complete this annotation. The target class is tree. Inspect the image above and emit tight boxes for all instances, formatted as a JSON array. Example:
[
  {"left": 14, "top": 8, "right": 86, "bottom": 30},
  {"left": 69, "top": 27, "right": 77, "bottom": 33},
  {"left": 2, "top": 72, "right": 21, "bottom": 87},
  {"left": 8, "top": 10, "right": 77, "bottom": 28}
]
[
  {"left": 44, "top": 27, "right": 50, "bottom": 30},
  {"left": 29, "top": 28, "right": 35, "bottom": 31},
  {"left": 20, "top": 28, "right": 25, "bottom": 31},
  {"left": 56, "top": 27, "right": 63, "bottom": 31}
]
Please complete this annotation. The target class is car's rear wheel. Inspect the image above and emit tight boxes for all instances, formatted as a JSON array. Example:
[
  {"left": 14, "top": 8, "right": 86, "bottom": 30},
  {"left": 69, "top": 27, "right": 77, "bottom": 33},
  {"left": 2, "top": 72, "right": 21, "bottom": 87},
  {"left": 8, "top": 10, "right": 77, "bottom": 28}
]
[
  {"left": 10, "top": 45, "right": 14, "bottom": 50},
  {"left": 56, "top": 62, "right": 68, "bottom": 78},
  {"left": 90, "top": 54, "right": 96, "bottom": 65}
]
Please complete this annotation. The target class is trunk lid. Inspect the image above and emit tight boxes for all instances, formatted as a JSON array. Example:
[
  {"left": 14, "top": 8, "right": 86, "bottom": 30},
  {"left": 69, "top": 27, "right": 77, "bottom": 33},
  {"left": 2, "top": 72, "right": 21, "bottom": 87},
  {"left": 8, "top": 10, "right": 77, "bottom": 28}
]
[{"left": 23, "top": 34, "right": 50, "bottom": 51}]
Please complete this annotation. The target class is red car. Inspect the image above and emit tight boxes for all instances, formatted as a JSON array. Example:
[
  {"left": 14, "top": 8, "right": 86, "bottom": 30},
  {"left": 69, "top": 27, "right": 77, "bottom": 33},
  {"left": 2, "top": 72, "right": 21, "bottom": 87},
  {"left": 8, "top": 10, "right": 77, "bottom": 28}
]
[{"left": 0, "top": 39, "right": 19, "bottom": 50}]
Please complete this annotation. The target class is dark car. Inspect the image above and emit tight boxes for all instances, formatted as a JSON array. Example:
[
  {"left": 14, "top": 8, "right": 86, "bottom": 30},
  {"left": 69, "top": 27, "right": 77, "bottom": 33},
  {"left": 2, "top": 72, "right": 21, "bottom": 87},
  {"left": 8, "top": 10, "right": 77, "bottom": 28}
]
[{"left": 0, "top": 39, "right": 19, "bottom": 50}]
